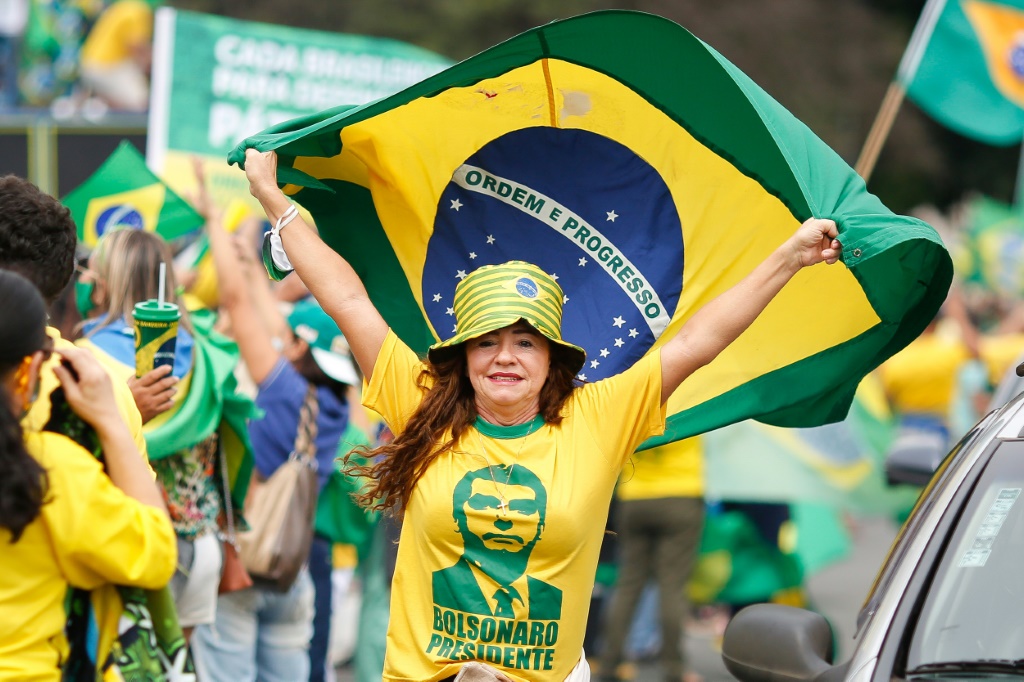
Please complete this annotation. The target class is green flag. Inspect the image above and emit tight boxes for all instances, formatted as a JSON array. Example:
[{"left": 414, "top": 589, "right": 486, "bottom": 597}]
[
  {"left": 62, "top": 141, "right": 204, "bottom": 249},
  {"left": 232, "top": 10, "right": 951, "bottom": 445},
  {"left": 902, "top": 0, "right": 1024, "bottom": 145}
]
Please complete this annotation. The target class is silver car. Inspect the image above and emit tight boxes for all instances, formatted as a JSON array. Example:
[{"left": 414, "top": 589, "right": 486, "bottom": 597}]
[{"left": 721, "top": 390, "right": 1024, "bottom": 681}]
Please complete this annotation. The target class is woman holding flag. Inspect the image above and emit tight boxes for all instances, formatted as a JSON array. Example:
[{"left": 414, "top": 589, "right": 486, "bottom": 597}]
[{"left": 242, "top": 148, "right": 841, "bottom": 682}]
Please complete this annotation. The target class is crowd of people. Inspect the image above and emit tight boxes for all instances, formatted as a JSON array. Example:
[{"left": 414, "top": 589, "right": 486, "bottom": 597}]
[
  {"left": 0, "top": 0, "right": 153, "bottom": 113},
  {"left": 2, "top": 135, "right": 1022, "bottom": 682}
]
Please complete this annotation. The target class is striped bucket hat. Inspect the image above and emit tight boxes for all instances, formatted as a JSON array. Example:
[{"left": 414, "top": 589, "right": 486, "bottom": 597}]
[{"left": 428, "top": 261, "right": 586, "bottom": 373}]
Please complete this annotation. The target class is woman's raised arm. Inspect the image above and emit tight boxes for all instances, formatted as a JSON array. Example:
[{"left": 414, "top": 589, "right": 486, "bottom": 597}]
[
  {"left": 659, "top": 217, "right": 842, "bottom": 403},
  {"left": 244, "top": 149, "right": 389, "bottom": 381}
]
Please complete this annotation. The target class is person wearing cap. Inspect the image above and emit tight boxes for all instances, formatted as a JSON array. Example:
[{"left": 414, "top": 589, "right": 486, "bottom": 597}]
[
  {"left": 242, "top": 149, "right": 842, "bottom": 682},
  {"left": 192, "top": 201, "right": 364, "bottom": 682}
]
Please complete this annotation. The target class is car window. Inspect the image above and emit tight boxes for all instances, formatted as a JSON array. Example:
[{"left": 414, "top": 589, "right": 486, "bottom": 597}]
[{"left": 906, "top": 440, "right": 1024, "bottom": 670}]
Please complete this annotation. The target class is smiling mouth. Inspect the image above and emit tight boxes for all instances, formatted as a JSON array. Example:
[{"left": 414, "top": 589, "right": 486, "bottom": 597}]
[{"left": 488, "top": 374, "right": 522, "bottom": 382}]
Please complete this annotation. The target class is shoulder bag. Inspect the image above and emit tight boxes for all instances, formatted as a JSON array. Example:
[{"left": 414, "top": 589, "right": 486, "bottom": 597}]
[{"left": 238, "top": 385, "right": 320, "bottom": 592}]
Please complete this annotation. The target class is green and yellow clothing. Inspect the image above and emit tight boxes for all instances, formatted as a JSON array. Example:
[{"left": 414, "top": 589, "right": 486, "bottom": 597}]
[
  {"left": 0, "top": 431, "right": 176, "bottom": 679},
  {"left": 24, "top": 328, "right": 148, "bottom": 461},
  {"left": 364, "top": 330, "right": 666, "bottom": 682}
]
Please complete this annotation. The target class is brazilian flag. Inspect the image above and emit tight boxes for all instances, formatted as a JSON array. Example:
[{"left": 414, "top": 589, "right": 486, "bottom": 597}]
[
  {"left": 63, "top": 141, "right": 204, "bottom": 249},
  {"left": 229, "top": 10, "right": 951, "bottom": 445},
  {"left": 903, "top": 0, "right": 1024, "bottom": 145}
]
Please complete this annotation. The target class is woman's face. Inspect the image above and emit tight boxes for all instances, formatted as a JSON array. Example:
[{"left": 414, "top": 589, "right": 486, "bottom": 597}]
[{"left": 465, "top": 321, "right": 551, "bottom": 422}]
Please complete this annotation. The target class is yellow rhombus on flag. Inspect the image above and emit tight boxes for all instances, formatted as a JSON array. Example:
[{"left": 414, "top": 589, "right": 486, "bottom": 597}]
[{"left": 231, "top": 10, "right": 952, "bottom": 447}]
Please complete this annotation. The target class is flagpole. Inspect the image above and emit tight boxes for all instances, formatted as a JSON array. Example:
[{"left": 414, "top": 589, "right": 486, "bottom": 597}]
[{"left": 855, "top": 0, "right": 950, "bottom": 182}]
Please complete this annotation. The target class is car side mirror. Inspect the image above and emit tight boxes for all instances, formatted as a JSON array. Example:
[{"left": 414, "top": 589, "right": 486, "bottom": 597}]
[
  {"left": 721, "top": 604, "right": 835, "bottom": 682},
  {"left": 884, "top": 430, "right": 947, "bottom": 486}
]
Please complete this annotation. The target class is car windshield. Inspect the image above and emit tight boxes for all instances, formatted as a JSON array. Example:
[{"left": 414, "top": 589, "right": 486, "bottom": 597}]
[{"left": 907, "top": 440, "right": 1024, "bottom": 672}]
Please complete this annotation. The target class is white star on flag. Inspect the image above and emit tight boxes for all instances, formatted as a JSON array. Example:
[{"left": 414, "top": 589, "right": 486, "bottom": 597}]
[
  {"left": 563, "top": 295, "right": 569, "bottom": 304},
  {"left": 599, "top": 348, "right": 610, "bottom": 358},
  {"left": 446, "top": 307, "right": 455, "bottom": 316},
  {"left": 433, "top": 293, "right": 442, "bottom": 302},
  {"left": 612, "top": 315, "right": 625, "bottom": 327},
  {"left": 469, "top": 252, "right": 477, "bottom": 259},
  {"left": 578, "top": 257, "right": 588, "bottom": 267},
  {"left": 456, "top": 270, "right": 467, "bottom": 279},
  {"left": 614, "top": 338, "right": 624, "bottom": 347},
  {"left": 551, "top": 273, "right": 559, "bottom": 281},
  {"left": 606, "top": 210, "right": 618, "bottom": 222},
  {"left": 628, "top": 328, "right": 639, "bottom": 338},
  {"left": 577, "top": 373, "right": 587, "bottom": 381},
  {"left": 450, "top": 199, "right": 463, "bottom": 211},
  {"left": 486, "top": 235, "right": 495, "bottom": 244},
  {"left": 453, "top": 325, "right": 458, "bottom": 333},
  {"left": 590, "top": 359, "right": 600, "bottom": 369}
]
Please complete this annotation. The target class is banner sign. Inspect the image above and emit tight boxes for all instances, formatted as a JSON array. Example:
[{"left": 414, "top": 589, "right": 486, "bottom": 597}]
[{"left": 147, "top": 8, "right": 450, "bottom": 208}]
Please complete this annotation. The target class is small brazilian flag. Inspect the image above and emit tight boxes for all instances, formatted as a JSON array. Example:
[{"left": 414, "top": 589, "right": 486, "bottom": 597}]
[
  {"left": 903, "top": 0, "right": 1024, "bottom": 145},
  {"left": 229, "top": 11, "right": 952, "bottom": 445},
  {"left": 63, "top": 140, "right": 204, "bottom": 248}
]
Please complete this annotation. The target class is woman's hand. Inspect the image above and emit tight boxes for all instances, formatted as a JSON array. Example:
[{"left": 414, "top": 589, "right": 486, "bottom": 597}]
[
  {"left": 244, "top": 148, "right": 280, "bottom": 201},
  {"left": 128, "top": 364, "right": 178, "bottom": 424},
  {"left": 52, "top": 346, "right": 123, "bottom": 434},
  {"left": 787, "top": 218, "right": 842, "bottom": 268}
]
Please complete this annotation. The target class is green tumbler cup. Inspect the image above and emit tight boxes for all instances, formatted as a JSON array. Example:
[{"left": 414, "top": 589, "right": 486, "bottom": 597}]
[{"left": 133, "top": 300, "right": 180, "bottom": 378}]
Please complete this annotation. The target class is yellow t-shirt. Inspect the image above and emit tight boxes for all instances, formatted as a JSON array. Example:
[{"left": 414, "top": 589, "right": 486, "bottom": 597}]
[
  {"left": 79, "top": 0, "right": 153, "bottom": 67},
  {"left": 0, "top": 431, "right": 176, "bottom": 679},
  {"left": 364, "top": 331, "right": 666, "bottom": 682},
  {"left": 23, "top": 328, "right": 148, "bottom": 461},
  {"left": 617, "top": 436, "right": 704, "bottom": 500},
  {"left": 878, "top": 334, "right": 969, "bottom": 416},
  {"left": 980, "top": 334, "right": 1024, "bottom": 385}
]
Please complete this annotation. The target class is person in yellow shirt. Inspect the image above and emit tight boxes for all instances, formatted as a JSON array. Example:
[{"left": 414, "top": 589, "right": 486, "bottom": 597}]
[
  {"left": 0, "top": 174, "right": 157, "bottom": 455},
  {"left": 598, "top": 438, "right": 705, "bottom": 682},
  {"left": 0, "top": 269, "right": 176, "bottom": 679},
  {"left": 78, "top": 0, "right": 154, "bottom": 111},
  {"left": 879, "top": 317, "right": 969, "bottom": 472},
  {"left": 239, "top": 149, "right": 841, "bottom": 681}
]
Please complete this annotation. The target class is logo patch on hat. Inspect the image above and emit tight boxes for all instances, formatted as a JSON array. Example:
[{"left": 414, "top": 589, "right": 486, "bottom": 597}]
[
  {"left": 515, "top": 277, "right": 539, "bottom": 299},
  {"left": 294, "top": 324, "right": 318, "bottom": 344}
]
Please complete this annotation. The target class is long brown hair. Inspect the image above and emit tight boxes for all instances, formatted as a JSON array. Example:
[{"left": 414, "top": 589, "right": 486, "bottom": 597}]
[{"left": 348, "top": 343, "right": 580, "bottom": 515}]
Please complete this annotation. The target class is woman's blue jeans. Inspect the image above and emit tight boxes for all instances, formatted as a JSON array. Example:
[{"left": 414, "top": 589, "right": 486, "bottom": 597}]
[{"left": 191, "top": 567, "right": 315, "bottom": 682}]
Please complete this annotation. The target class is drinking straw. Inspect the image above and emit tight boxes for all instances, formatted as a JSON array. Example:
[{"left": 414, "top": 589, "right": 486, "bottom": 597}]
[{"left": 158, "top": 262, "right": 166, "bottom": 305}]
